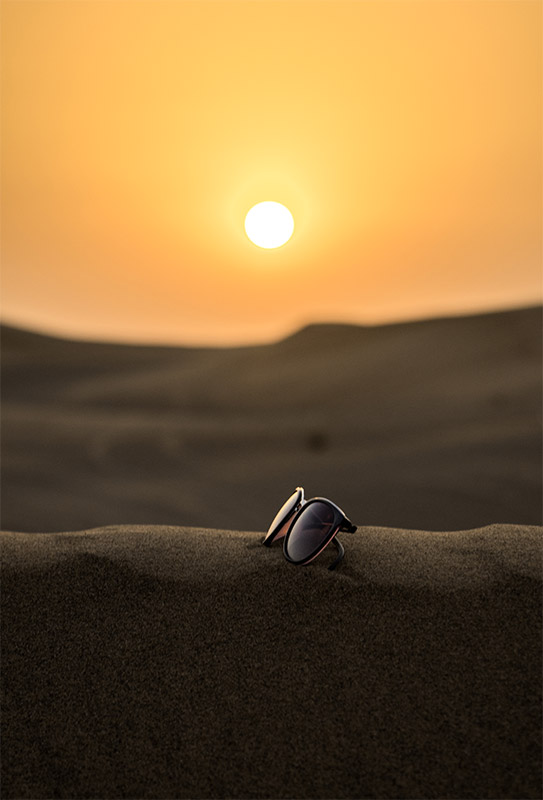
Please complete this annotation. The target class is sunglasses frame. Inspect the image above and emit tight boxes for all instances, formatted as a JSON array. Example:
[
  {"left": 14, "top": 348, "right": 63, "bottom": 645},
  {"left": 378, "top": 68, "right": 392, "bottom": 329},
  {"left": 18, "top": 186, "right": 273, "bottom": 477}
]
[
  {"left": 283, "top": 496, "right": 357, "bottom": 569},
  {"left": 262, "top": 486, "right": 305, "bottom": 547}
]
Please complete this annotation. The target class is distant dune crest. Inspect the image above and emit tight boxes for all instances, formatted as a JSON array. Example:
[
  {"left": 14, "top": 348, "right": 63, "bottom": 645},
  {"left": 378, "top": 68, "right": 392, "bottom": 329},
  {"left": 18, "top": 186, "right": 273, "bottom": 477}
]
[{"left": 1, "top": 305, "right": 541, "bottom": 533}]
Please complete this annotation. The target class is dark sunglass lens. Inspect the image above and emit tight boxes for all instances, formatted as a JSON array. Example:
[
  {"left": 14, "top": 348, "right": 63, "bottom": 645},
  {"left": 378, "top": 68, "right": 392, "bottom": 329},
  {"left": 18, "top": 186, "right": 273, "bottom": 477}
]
[
  {"left": 286, "top": 501, "right": 337, "bottom": 562},
  {"left": 265, "top": 489, "right": 301, "bottom": 540}
]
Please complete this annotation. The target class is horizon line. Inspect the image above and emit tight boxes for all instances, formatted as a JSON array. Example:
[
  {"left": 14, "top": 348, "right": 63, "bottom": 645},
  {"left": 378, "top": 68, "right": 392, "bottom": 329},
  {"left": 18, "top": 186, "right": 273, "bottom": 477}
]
[{"left": 2, "top": 300, "right": 541, "bottom": 351}]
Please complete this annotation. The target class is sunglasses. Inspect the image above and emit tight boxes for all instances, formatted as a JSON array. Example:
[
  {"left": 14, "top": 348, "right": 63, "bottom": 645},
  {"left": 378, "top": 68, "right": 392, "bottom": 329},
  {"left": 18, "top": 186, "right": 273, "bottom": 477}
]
[{"left": 262, "top": 487, "right": 357, "bottom": 570}]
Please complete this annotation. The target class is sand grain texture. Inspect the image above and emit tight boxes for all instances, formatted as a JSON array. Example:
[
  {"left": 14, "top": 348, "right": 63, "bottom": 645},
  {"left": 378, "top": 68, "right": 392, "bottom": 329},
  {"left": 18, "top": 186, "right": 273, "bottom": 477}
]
[{"left": 1, "top": 524, "right": 541, "bottom": 799}]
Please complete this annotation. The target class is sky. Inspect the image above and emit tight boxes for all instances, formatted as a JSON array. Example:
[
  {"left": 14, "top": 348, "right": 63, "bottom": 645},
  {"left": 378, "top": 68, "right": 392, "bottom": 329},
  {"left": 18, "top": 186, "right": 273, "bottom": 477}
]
[{"left": 1, "top": 0, "right": 541, "bottom": 345}]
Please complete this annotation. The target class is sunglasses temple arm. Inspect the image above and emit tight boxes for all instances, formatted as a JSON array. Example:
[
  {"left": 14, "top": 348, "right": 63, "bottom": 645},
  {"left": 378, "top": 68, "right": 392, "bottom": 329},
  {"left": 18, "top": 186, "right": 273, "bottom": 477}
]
[
  {"left": 340, "top": 519, "right": 357, "bottom": 534},
  {"left": 328, "top": 537, "right": 345, "bottom": 571}
]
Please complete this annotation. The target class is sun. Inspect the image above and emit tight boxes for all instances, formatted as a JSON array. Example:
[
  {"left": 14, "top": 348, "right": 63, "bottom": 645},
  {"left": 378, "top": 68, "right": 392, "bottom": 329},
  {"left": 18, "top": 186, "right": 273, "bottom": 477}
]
[{"left": 244, "top": 202, "right": 294, "bottom": 249}]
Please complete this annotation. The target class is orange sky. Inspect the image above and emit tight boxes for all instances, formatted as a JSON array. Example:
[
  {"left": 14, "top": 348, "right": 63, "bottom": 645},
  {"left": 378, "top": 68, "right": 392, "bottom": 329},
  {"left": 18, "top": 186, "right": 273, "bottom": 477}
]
[{"left": 2, "top": 0, "right": 541, "bottom": 345}]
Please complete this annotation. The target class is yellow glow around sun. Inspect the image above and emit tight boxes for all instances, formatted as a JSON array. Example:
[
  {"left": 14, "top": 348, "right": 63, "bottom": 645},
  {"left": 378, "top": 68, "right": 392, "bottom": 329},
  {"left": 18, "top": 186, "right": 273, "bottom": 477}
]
[{"left": 245, "top": 202, "right": 294, "bottom": 249}]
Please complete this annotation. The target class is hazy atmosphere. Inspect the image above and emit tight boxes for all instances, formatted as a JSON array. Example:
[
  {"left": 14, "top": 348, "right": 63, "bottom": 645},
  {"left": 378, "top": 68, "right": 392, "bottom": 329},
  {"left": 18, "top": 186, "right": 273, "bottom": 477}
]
[{"left": 2, "top": 0, "right": 541, "bottom": 344}]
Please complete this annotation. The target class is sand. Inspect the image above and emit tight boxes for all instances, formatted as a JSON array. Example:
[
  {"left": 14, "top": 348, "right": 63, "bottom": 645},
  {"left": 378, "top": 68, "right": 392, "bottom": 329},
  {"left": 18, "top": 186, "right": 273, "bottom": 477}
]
[
  {"left": 1, "top": 523, "right": 541, "bottom": 799},
  {"left": 2, "top": 306, "right": 542, "bottom": 534},
  {"left": 2, "top": 306, "right": 542, "bottom": 796}
]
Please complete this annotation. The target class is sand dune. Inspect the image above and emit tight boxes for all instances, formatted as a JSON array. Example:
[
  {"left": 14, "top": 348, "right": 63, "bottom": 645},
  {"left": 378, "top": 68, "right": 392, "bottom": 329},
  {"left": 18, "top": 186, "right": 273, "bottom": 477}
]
[
  {"left": 1, "top": 523, "right": 541, "bottom": 799},
  {"left": 2, "top": 310, "right": 541, "bottom": 797},
  {"left": 2, "top": 306, "right": 542, "bottom": 533}
]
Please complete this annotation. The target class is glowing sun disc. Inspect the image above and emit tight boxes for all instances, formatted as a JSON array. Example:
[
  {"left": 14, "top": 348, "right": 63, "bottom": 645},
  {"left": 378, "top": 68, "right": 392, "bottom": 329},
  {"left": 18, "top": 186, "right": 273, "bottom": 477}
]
[{"left": 245, "top": 201, "right": 294, "bottom": 249}]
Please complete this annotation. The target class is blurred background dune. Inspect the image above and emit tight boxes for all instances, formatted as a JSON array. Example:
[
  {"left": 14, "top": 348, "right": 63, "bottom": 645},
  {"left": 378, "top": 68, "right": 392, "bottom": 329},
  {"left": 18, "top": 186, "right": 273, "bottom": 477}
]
[{"left": 2, "top": 306, "right": 541, "bottom": 533}]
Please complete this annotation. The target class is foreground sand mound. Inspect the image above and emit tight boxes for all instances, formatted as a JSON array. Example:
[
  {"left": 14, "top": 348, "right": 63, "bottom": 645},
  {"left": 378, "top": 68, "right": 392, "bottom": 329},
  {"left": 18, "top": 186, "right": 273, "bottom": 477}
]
[{"left": 2, "top": 524, "right": 541, "bottom": 798}]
